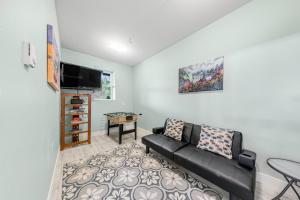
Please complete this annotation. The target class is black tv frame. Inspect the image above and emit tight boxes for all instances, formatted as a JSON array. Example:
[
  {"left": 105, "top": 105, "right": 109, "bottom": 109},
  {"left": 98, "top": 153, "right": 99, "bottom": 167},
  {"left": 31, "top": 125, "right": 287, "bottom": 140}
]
[{"left": 60, "top": 62, "right": 102, "bottom": 90}]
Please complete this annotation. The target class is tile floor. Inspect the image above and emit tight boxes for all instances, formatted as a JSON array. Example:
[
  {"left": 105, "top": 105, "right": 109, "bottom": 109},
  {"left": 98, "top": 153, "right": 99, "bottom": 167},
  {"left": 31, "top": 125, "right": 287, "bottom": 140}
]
[{"left": 49, "top": 129, "right": 292, "bottom": 200}]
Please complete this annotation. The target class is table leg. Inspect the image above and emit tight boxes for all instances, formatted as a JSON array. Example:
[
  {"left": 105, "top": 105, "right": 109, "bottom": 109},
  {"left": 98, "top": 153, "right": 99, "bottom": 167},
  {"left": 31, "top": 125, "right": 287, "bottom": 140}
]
[
  {"left": 134, "top": 121, "right": 137, "bottom": 140},
  {"left": 272, "top": 178, "right": 296, "bottom": 200},
  {"left": 107, "top": 120, "right": 110, "bottom": 136},
  {"left": 119, "top": 124, "right": 123, "bottom": 144},
  {"left": 284, "top": 176, "right": 300, "bottom": 199}
]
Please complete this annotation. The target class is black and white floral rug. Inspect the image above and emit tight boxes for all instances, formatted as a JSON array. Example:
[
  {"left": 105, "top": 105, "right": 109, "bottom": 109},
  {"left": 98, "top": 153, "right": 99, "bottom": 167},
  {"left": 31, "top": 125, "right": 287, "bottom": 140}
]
[{"left": 62, "top": 143, "right": 222, "bottom": 200}]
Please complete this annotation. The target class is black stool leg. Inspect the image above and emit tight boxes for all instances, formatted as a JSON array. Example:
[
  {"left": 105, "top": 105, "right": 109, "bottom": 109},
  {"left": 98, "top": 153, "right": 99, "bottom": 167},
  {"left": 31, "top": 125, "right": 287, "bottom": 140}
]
[
  {"left": 119, "top": 124, "right": 123, "bottom": 144},
  {"left": 107, "top": 120, "right": 110, "bottom": 136},
  {"left": 146, "top": 146, "right": 149, "bottom": 154},
  {"left": 134, "top": 121, "right": 137, "bottom": 140}
]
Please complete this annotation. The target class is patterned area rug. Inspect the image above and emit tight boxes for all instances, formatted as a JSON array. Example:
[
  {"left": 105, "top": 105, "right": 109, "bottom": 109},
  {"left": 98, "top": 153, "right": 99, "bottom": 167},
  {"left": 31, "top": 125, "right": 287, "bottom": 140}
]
[{"left": 62, "top": 143, "right": 222, "bottom": 200}]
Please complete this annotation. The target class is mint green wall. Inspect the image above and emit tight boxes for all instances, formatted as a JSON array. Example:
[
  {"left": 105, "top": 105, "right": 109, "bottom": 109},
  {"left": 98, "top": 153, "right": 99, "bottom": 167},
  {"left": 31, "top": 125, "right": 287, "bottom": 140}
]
[
  {"left": 133, "top": 0, "right": 300, "bottom": 177},
  {"left": 0, "top": 0, "right": 60, "bottom": 200},
  {"left": 61, "top": 48, "right": 133, "bottom": 131}
]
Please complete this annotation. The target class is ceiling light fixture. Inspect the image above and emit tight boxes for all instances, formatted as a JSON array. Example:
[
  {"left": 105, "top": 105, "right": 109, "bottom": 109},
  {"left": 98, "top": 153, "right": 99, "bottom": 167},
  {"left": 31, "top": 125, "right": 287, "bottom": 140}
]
[{"left": 109, "top": 41, "right": 130, "bottom": 53}]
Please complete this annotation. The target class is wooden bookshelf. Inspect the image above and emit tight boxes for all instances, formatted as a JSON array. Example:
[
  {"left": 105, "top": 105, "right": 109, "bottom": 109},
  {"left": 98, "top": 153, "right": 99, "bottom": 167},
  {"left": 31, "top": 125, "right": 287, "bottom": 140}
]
[{"left": 60, "top": 93, "right": 91, "bottom": 150}]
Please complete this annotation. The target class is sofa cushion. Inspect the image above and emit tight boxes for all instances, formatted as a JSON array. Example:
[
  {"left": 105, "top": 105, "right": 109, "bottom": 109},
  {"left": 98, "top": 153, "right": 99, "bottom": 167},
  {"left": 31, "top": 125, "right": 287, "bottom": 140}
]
[
  {"left": 164, "top": 118, "right": 184, "bottom": 141},
  {"left": 181, "top": 122, "right": 193, "bottom": 143},
  {"left": 197, "top": 125, "right": 234, "bottom": 159},
  {"left": 190, "top": 124, "right": 202, "bottom": 145},
  {"left": 231, "top": 131, "right": 243, "bottom": 160},
  {"left": 174, "top": 145, "right": 255, "bottom": 198},
  {"left": 142, "top": 134, "right": 188, "bottom": 160}
]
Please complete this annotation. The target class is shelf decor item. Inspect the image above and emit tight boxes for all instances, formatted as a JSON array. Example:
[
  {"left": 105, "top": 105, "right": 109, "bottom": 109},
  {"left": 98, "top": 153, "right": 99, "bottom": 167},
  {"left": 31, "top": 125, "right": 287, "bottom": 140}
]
[
  {"left": 47, "top": 24, "right": 60, "bottom": 91},
  {"left": 60, "top": 93, "right": 91, "bottom": 150},
  {"left": 179, "top": 56, "right": 224, "bottom": 93}
]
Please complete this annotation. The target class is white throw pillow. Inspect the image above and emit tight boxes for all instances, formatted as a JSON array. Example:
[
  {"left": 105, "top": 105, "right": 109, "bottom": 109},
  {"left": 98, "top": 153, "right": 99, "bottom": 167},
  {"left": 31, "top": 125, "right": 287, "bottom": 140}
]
[
  {"left": 197, "top": 125, "right": 234, "bottom": 159},
  {"left": 164, "top": 118, "right": 184, "bottom": 141}
]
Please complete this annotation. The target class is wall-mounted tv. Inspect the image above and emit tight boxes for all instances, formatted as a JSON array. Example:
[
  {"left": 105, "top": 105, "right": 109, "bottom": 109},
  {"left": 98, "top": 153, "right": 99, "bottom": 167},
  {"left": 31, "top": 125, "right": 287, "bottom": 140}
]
[{"left": 60, "top": 62, "right": 102, "bottom": 90}]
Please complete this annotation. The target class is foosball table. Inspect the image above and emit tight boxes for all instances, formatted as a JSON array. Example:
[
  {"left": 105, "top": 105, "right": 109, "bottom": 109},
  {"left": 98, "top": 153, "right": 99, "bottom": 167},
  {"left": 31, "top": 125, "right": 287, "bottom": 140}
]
[{"left": 104, "top": 112, "right": 142, "bottom": 144}]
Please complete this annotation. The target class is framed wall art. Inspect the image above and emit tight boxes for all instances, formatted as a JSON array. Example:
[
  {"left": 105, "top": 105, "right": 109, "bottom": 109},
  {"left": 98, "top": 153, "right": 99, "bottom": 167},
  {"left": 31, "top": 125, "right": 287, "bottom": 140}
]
[
  {"left": 47, "top": 24, "right": 60, "bottom": 91},
  {"left": 179, "top": 56, "right": 224, "bottom": 93}
]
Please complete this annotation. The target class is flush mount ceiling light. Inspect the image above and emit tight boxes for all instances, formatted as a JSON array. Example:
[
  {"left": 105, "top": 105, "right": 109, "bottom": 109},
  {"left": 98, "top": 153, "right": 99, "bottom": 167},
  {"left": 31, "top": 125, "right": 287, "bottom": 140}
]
[{"left": 108, "top": 40, "right": 131, "bottom": 53}]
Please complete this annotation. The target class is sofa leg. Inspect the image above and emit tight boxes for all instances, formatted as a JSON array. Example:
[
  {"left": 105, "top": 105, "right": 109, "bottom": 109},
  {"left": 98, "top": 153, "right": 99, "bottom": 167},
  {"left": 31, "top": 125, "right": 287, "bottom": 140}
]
[
  {"left": 146, "top": 146, "right": 150, "bottom": 154},
  {"left": 230, "top": 193, "right": 242, "bottom": 200}
]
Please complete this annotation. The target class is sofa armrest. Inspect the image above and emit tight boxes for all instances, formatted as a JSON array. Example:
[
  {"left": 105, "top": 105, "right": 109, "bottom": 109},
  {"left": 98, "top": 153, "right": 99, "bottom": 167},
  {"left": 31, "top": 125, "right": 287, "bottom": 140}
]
[
  {"left": 152, "top": 127, "right": 164, "bottom": 134},
  {"left": 238, "top": 150, "right": 256, "bottom": 169}
]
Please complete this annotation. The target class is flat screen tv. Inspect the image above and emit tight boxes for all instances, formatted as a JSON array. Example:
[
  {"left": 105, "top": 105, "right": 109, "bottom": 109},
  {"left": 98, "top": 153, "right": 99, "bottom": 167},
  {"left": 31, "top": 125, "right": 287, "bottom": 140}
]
[{"left": 60, "top": 62, "right": 102, "bottom": 89}]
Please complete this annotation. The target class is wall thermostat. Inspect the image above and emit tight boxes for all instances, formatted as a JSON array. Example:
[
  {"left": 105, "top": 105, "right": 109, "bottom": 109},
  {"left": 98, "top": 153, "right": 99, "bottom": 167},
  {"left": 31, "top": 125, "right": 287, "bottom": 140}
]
[{"left": 23, "top": 41, "right": 37, "bottom": 68}]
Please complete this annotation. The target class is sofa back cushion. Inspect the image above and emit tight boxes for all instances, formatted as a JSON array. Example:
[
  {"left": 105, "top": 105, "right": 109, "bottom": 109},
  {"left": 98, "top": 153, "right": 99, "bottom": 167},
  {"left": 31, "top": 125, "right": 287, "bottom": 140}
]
[
  {"left": 231, "top": 131, "right": 242, "bottom": 160},
  {"left": 190, "top": 124, "right": 202, "bottom": 145},
  {"left": 190, "top": 124, "right": 242, "bottom": 160},
  {"left": 163, "top": 119, "right": 193, "bottom": 143},
  {"left": 182, "top": 122, "right": 193, "bottom": 143}
]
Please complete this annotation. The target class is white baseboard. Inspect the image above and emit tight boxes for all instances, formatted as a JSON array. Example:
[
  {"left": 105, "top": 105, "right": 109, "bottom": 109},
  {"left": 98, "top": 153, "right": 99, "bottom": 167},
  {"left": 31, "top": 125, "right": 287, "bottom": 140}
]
[
  {"left": 137, "top": 127, "right": 152, "bottom": 135},
  {"left": 47, "top": 148, "right": 61, "bottom": 200},
  {"left": 92, "top": 130, "right": 107, "bottom": 136}
]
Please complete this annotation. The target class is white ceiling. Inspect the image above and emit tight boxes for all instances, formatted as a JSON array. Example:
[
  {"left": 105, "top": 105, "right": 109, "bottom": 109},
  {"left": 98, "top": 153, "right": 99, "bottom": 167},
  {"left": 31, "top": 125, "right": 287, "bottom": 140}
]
[{"left": 56, "top": 0, "right": 250, "bottom": 66}]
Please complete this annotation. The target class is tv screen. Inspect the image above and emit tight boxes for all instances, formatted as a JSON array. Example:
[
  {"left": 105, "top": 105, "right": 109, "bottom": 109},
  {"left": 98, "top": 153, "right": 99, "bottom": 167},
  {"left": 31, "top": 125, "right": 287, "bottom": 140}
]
[{"left": 60, "top": 62, "right": 102, "bottom": 89}]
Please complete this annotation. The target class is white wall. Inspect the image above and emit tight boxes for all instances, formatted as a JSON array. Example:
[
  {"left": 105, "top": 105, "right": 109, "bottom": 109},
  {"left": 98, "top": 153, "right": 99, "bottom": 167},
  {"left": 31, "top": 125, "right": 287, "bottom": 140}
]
[
  {"left": 0, "top": 0, "right": 60, "bottom": 199},
  {"left": 133, "top": 0, "right": 300, "bottom": 179},
  {"left": 61, "top": 48, "right": 134, "bottom": 131}
]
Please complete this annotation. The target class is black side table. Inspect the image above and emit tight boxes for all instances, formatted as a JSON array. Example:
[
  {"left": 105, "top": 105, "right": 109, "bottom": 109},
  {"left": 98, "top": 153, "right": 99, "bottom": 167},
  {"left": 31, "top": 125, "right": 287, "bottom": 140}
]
[{"left": 267, "top": 158, "right": 300, "bottom": 200}]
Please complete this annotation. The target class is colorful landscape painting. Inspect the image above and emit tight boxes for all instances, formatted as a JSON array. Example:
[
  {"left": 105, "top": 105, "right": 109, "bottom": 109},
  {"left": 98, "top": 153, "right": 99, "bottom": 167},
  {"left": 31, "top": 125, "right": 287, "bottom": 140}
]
[
  {"left": 179, "top": 57, "right": 224, "bottom": 93},
  {"left": 47, "top": 24, "right": 60, "bottom": 91}
]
